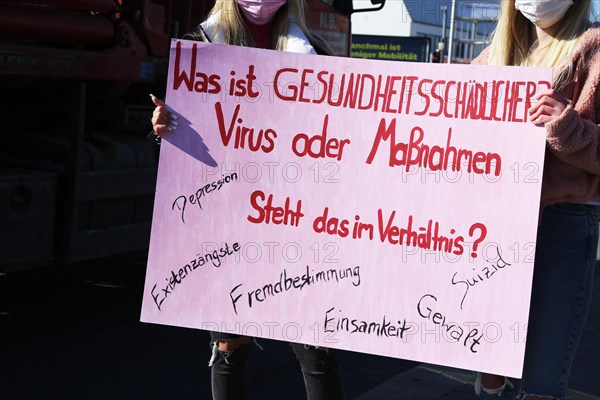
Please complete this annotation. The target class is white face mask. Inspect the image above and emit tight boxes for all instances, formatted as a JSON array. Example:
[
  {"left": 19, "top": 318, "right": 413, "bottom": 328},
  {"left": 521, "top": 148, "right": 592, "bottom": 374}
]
[
  {"left": 236, "top": 0, "right": 287, "bottom": 25},
  {"left": 514, "top": 0, "right": 574, "bottom": 29}
]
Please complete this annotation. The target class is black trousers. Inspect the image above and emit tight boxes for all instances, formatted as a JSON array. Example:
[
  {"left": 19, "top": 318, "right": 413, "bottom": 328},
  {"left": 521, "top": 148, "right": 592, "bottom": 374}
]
[{"left": 209, "top": 332, "right": 344, "bottom": 400}]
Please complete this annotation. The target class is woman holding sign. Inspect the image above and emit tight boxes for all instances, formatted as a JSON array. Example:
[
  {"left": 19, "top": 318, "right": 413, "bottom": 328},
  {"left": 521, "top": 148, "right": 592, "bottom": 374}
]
[
  {"left": 150, "top": 1, "right": 342, "bottom": 400},
  {"left": 472, "top": 1, "right": 599, "bottom": 399}
]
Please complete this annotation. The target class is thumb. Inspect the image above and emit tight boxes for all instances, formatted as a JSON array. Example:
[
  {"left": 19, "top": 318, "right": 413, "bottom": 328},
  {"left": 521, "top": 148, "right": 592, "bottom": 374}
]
[{"left": 150, "top": 93, "right": 165, "bottom": 107}]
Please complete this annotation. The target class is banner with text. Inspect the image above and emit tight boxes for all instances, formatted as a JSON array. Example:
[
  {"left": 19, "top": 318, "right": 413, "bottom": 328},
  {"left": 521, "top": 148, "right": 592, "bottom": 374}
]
[{"left": 141, "top": 39, "right": 551, "bottom": 378}]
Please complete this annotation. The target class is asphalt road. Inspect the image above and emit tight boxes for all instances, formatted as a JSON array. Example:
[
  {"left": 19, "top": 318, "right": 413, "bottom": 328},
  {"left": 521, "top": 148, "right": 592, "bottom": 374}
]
[{"left": 0, "top": 252, "right": 416, "bottom": 400}]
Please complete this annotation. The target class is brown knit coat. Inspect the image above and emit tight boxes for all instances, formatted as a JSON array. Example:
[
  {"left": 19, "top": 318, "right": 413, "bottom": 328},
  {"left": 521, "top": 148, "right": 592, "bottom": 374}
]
[{"left": 473, "top": 24, "right": 600, "bottom": 208}]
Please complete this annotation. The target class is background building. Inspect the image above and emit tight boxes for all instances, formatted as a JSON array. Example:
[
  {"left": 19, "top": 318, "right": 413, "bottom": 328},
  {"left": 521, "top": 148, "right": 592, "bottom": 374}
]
[{"left": 351, "top": 0, "right": 500, "bottom": 62}]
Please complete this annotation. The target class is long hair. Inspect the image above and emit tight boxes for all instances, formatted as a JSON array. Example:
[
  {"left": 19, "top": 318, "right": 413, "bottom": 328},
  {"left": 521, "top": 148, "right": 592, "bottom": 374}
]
[
  {"left": 190, "top": 0, "right": 332, "bottom": 54},
  {"left": 488, "top": 0, "right": 591, "bottom": 69}
]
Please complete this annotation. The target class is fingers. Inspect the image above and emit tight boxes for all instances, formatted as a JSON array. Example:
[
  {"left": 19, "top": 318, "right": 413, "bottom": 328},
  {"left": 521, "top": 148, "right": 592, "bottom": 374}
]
[
  {"left": 528, "top": 89, "right": 568, "bottom": 125},
  {"left": 532, "top": 88, "right": 555, "bottom": 101},
  {"left": 153, "top": 123, "right": 173, "bottom": 135},
  {"left": 532, "top": 88, "right": 569, "bottom": 105},
  {"left": 150, "top": 93, "right": 165, "bottom": 107},
  {"left": 529, "top": 102, "right": 563, "bottom": 125},
  {"left": 149, "top": 94, "right": 178, "bottom": 136},
  {"left": 529, "top": 107, "right": 554, "bottom": 125}
]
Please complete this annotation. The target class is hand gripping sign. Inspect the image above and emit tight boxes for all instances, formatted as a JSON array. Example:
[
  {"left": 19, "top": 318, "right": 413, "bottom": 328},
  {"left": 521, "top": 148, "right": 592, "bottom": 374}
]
[{"left": 141, "top": 39, "right": 551, "bottom": 378}]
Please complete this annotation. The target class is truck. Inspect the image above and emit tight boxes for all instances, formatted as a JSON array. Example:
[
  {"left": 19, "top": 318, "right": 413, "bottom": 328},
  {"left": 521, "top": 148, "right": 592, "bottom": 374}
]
[{"left": 0, "top": 0, "right": 384, "bottom": 271}]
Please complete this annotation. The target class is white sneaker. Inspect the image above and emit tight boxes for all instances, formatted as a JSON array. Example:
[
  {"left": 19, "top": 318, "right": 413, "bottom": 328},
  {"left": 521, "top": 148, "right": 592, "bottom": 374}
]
[{"left": 474, "top": 372, "right": 514, "bottom": 397}]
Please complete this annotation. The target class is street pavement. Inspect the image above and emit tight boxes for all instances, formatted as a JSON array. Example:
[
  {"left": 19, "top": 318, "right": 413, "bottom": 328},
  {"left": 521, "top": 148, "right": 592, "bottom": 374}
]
[{"left": 0, "top": 254, "right": 598, "bottom": 400}]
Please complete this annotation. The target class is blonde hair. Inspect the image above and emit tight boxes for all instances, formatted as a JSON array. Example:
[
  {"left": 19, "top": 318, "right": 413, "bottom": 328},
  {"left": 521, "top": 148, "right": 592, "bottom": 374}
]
[
  {"left": 189, "top": 0, "right": 332, "bottom": 54},
  {"left": 488, "top": 1, "right": 591, "bottom": 71}
]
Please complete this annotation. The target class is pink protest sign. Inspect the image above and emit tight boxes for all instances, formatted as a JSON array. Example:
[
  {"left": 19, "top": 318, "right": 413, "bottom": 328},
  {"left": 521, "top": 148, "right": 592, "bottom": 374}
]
[{"left": 141, "top": 39, "right": 552, "bottom": 378}]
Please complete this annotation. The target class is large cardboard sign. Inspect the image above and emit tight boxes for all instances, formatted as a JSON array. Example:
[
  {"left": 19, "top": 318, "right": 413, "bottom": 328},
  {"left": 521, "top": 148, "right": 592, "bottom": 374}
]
[{"left": 141, "top": 39, "right": 552, "bottom": 378}]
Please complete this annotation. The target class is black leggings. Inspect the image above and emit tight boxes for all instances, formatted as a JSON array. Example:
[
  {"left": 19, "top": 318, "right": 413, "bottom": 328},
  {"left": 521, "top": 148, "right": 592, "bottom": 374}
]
[{"left": 209, "top": 332, "right": 344, "bottom": 400}]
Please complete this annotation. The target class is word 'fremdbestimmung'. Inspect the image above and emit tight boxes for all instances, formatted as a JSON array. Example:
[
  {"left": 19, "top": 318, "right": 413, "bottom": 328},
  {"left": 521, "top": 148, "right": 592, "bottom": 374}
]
[{"left": 229, "top": 265, "right": 361, "bottom": 314}]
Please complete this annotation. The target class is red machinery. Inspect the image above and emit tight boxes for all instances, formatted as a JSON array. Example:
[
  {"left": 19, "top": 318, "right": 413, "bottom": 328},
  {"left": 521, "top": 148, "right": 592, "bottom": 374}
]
[{"left": 0, "top": 0, "right": 383, "bottom": 270}]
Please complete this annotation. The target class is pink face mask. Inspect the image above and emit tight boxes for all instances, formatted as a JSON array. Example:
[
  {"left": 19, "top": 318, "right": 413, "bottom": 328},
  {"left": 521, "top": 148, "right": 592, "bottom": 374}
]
[
  {"left": 515, "top": 0, "right": 573, "bottom": 29},
  {"left": 236, "top": 0, "right": 287, "bottom": 25}
]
